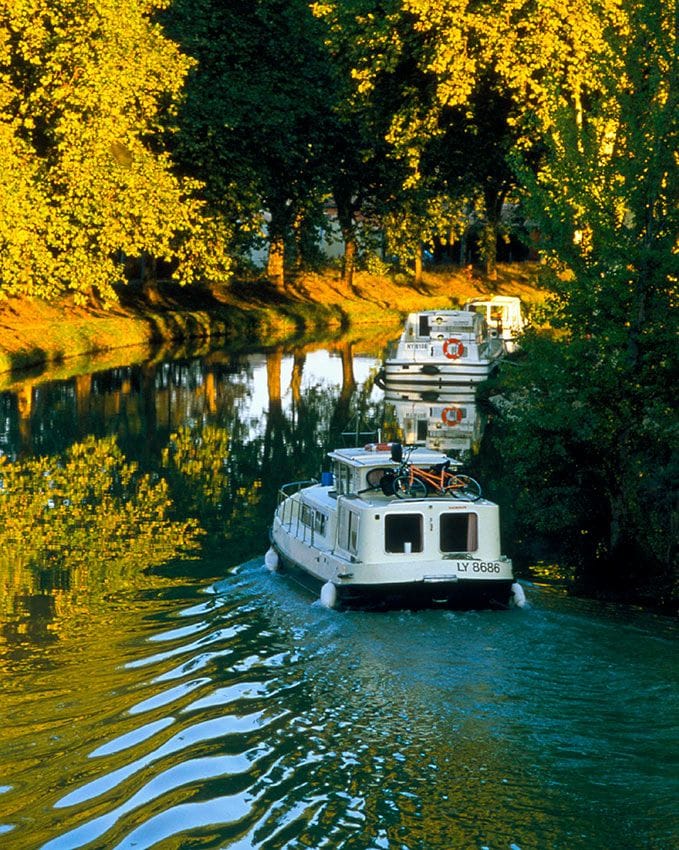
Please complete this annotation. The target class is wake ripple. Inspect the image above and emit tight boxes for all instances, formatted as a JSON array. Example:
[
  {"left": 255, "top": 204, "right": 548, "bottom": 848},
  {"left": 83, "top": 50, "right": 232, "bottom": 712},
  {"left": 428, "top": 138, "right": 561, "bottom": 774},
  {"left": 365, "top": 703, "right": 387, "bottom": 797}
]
[{"left": 31, "top": 569, "right": 678, "bottom": 850}]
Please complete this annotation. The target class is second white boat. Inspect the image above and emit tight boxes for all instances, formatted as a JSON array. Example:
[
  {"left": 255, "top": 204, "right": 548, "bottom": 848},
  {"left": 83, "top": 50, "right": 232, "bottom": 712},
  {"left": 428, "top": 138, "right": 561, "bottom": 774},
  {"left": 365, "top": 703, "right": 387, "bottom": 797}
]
[{"left": 381, "top": 309, "right": 504, "bottom": 388}]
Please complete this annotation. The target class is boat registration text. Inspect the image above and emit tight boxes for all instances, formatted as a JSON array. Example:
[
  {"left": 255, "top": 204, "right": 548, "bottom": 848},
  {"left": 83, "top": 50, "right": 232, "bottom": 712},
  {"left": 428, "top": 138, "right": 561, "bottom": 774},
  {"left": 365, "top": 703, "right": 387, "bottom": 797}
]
[{"left": 457, "top": 561, "right": 503, "bottom": 573}]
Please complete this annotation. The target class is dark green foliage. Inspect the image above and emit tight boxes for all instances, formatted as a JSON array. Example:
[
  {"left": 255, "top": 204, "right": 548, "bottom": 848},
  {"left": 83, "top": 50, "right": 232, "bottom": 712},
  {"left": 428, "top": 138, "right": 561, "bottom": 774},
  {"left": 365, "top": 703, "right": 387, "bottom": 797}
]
[
  {"left": 162, "top": 0, "right": 336, "bottom": 270},
  {"left": 485, "top": 325, "right": 677, "bottom": 613}
]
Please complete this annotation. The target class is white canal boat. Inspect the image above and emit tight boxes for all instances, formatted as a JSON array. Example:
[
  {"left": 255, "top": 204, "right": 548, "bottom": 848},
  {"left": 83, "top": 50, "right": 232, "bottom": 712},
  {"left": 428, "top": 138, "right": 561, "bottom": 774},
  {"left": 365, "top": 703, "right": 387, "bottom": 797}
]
[
  {"left": 267, "top": 443, "right": 523, "bottom": 611},
  {"left": 380, "top": 309, "right": 504, "bottom": 389},
  {"left": 463, "top": 295, "right": 525, "bottom": 353}
]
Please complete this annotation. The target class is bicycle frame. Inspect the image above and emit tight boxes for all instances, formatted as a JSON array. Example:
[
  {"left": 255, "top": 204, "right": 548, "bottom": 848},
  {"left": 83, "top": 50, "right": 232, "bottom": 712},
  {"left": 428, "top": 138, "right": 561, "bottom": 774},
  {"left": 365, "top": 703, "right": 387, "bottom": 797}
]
[
  {"left": 404, "top": 463, "right": 463, "bottom": 495},
  {"left": 389, "top": 444, "right": 482, "bottom": 501}
]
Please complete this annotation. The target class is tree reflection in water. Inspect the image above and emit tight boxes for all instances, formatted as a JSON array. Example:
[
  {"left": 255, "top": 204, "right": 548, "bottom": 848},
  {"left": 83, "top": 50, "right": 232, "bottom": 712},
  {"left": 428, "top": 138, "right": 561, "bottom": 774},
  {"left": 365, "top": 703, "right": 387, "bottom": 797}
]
[{"left": 0, "top": 343, "right": 389, "bottom": 650}]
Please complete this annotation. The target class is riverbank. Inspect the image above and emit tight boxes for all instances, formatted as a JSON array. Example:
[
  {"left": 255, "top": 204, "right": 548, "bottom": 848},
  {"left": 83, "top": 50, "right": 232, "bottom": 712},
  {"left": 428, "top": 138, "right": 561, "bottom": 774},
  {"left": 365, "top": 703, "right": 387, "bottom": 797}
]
[{"left": 0, "top": 263, "right": 544, "bottom": 380}]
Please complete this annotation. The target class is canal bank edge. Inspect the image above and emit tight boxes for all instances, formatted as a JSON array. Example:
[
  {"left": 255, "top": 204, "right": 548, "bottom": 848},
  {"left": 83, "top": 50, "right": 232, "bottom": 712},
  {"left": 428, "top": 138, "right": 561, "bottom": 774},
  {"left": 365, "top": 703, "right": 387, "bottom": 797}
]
[{"left": 0, "top": 263, "right": 544, "bottom": 380}]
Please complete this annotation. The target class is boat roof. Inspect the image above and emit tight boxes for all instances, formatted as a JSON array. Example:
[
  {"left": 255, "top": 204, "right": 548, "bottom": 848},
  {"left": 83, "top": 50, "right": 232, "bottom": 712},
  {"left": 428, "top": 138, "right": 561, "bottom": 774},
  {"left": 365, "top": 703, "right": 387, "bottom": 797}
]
[
  {"left": 464, "top": 296, "right": 521, "bottom": 306},
  {"left": 403, "top": 310, "right": 480, "bottom": 333},
  {"left": 407, "top": 309, "right": 477, "bottom": 320},
  {"left": 327, "top": 445, "right": 456, "bottom": 469}
]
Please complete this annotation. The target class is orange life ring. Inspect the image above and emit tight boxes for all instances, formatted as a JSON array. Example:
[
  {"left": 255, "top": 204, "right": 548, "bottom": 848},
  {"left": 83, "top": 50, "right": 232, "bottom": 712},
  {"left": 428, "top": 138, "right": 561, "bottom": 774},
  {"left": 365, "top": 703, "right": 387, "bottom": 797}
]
[
  {"left": 443, "top": 338, "right": 464, "bottom": 359},
  {"left": 363, "top": 442, "right": 391, "bottom": 452},
  {"left": 441, "top": 406, "right": 463, "bottom": 426}
]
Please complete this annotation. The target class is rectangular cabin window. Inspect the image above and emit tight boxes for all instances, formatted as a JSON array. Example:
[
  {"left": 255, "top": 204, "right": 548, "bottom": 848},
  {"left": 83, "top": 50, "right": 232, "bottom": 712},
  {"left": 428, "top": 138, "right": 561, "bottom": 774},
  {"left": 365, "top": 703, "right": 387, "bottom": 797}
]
[
  {"left": 385, "top": 514, "right": 423, "bottom": 553},
  {"left": 338, "top": 507, "right": 359, "bottom": 554},
  {"left": 300, "top": 503, "right": 313, "bottom": 528},
  {"left": 418, "top": 315, "right": 430, "bottom": 337},
  {"left": 440, "top": 513, "right": 478, "bottom": 552},
  {"left": 349, "top": 512, "right": 360, "bottom": 553},
  {"left": 314, "top": 511, "right": 327, "bottom": 537},
  {"left": 334, "top": 462, "right": 351, "bottom": 495}
]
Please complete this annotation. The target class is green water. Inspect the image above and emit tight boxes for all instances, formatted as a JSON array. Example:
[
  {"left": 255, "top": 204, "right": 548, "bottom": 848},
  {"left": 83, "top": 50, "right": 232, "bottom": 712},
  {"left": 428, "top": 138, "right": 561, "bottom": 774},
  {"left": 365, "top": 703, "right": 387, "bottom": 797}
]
[{"left": 0, "top": 345, "right": 676, "bottom": 850}]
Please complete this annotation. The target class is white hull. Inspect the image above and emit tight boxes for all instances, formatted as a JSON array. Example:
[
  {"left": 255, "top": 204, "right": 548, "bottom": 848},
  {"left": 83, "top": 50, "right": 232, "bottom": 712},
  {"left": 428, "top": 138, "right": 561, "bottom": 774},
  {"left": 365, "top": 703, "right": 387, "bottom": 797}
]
[{"left": 382, "top": 358, "right": 498, "bottom": 386}]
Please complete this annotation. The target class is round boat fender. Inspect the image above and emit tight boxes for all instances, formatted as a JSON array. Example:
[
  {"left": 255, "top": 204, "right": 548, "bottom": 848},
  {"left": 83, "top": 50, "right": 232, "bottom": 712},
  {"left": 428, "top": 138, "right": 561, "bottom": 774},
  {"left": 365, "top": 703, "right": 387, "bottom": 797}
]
[
  {"left": 264, "top": 547, "right": 279, "bottom": 572},
  {"left": 443, "top": 338, "right": 464, "bottom": 359},
  {"left": 510, "top": 582, "right": 527, "bottom": 608},
  {"left": 441, "top": 406, "right": 463, "bottom": 426},
  {"left": 320, "top": 581, "right": 338, "bottom": 609}
]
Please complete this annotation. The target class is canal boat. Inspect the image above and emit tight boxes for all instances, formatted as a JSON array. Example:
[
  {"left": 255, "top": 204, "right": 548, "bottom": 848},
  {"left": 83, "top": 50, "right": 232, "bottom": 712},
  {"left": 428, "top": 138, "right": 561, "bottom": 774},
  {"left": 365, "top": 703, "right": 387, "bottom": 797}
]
[
  {"left": 266, "top": 443, "right": 523, "bottom": 611},
  {"left": 380, "top": 309, "right": 504, "bottom": 389},
  {"left": 462, "top": 295, "right": 525, "bottom": 353}
]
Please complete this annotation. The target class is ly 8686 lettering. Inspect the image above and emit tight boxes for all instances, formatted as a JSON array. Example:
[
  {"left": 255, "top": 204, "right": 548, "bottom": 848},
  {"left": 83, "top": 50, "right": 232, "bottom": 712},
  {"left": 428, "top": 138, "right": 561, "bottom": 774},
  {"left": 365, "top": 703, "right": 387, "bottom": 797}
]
[{"left": 471, "top": 561, "right": 501, "bottom": 573}]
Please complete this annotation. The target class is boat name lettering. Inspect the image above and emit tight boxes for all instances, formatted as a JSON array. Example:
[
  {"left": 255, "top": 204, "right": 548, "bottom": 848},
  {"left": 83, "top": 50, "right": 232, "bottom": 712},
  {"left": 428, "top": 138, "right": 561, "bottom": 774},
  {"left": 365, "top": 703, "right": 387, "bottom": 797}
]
[
  {"left": 405, "top": 343, "right": 429, "bottom": 350},
  {"left": 456, "top": 561, "right": 502, "bottom": 573}
]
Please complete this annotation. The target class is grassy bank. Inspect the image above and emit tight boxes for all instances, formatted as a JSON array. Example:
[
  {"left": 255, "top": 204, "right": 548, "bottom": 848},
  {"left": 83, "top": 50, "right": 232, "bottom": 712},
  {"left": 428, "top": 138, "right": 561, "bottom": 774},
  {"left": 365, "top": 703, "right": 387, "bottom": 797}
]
[{"left": 0, "top": 263, "right": 545, "bottom": 383}]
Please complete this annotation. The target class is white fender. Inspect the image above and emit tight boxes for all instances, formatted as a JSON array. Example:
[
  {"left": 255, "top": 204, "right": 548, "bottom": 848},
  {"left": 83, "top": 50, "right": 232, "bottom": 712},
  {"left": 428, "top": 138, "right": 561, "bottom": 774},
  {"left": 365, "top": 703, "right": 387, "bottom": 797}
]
[
  {"left": 320, "top": 581, "right": 338, "bottom": 609},
  {"left": 264, "top": 547, "right": 279, "bottom": 572},
  {"left": 510, "top": 582, "right": 527, "bottom": 608}
]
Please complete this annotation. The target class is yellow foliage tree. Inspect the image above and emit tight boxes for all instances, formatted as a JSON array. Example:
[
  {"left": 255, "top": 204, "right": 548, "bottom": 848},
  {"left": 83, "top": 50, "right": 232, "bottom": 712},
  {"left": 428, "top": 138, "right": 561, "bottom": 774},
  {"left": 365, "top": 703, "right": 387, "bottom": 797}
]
[{"left": 0, "top": 0, "right": 231, "bottom": 305}]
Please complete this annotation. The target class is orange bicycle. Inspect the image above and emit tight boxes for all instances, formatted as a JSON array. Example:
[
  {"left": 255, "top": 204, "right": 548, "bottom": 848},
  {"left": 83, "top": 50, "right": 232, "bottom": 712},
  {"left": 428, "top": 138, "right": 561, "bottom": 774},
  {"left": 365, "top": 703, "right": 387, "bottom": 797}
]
[{"left": 390, "top": 446, "right": 482, "bottom": 501}]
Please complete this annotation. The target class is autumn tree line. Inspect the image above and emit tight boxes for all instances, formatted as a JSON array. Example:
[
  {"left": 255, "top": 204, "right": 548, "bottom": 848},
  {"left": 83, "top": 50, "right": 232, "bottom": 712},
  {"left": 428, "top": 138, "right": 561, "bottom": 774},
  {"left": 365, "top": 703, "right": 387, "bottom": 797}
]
[{"left": 1, "top": 0, "right": 676, "bottom": 608}]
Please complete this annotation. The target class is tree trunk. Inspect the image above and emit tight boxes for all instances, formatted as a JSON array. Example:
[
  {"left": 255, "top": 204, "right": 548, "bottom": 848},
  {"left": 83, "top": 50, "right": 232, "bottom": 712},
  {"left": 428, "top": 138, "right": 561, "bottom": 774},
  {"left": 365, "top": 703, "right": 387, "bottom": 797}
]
[
  {"left": 267, "top": 235, "right": 285, "bottom": 288},
  {"left": 333, "top": 184, "right": 359, "bottom": 291},
  {"left": 342, "top": 231, "right": 356, "bottom": 289},
  {"left": 480, "top": 220, "right": 498, "bottom": 282},
  {"left": 413, "top": 249, "right": 423, "bottom": 286},
  {"left": 141, "top": 253, "right": 163, "bottom": 304}
]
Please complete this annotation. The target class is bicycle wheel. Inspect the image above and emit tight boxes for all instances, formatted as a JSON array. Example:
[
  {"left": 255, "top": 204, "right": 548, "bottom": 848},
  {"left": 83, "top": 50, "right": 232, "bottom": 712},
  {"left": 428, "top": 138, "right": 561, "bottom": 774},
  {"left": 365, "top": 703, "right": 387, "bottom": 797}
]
[
  {"left": 450, "top": 474, "right": 482, "bottom": 501},
  {"left": 393, "top": 474, "right": 428, "bottom": 499}
]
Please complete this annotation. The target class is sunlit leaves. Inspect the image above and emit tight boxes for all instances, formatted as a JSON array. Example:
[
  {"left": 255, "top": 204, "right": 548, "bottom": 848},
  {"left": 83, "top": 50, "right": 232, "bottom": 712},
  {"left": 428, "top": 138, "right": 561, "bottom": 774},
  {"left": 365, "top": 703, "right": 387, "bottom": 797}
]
[
  {"left": 0, "top": 435, "right": 203, "bottom": 614},
  {"left": 0, "top": 0, "right": 231, "bottom": 303},
  {"left": 162, "top": 424, "right": 231, "bottom": 509}
]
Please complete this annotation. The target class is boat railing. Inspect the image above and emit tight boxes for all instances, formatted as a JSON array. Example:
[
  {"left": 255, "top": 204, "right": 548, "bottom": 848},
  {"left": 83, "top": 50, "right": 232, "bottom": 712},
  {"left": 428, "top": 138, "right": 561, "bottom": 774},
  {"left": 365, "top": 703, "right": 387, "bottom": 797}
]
[
  {"left": 277, "top": 479, "right": 318, "bottom": 503},
  {"left": 276, "top": 480, "right": 321, "bottom": 548}
]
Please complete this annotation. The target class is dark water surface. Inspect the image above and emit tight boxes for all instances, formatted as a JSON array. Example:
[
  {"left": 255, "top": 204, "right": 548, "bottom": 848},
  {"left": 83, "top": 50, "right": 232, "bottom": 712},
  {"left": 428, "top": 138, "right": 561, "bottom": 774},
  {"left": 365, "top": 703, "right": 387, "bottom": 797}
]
[{"left": 0, "top": 342, "right": 676, "bottom": 850}]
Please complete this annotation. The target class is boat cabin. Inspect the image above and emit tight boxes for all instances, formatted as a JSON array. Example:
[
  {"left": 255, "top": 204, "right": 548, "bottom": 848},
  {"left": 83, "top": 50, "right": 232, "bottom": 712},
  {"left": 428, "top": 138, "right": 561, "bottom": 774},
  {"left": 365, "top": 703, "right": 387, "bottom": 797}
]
[
  {"left": 327, "top": 444, "right": 460, "bottom": 496},
  {"left": 462, "top": 296, "right": 524, "bottom": 340},
  {"left": 399, "top": 310, "right": 488, "bottom": 353}
]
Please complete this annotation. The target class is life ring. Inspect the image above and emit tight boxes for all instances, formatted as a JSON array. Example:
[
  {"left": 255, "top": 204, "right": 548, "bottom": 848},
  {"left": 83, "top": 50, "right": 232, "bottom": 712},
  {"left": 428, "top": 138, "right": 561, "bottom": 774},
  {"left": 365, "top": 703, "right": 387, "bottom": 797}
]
[
  {"left": 363, "top": 442, "right": 392, "bottom": 452},
  {"left": 441, "top": 406, "right": 463, "bottom": 426},
  {"left": 443, "top": 338, "right": 464, "bottom": 359}
]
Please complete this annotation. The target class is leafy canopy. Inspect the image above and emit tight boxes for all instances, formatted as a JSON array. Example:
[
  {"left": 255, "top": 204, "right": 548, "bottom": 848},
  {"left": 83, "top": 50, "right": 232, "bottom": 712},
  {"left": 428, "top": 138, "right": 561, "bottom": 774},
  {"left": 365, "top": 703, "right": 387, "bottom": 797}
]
[{"left": 0, "top": 0, "right": 230, "bottom": 303}]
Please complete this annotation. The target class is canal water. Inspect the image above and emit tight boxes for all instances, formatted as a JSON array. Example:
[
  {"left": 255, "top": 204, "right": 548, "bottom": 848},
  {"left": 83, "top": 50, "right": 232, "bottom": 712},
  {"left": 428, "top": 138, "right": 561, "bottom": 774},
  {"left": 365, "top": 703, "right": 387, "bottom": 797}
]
[{"left": 0, "top": 340, "right": 676, "bottom": 850}]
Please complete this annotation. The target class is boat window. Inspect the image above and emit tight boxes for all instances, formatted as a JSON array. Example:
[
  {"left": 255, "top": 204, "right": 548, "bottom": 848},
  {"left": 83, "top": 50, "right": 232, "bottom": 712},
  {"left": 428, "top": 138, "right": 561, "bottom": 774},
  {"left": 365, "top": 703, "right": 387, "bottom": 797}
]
[
  {"left": 314, "top": 511, "right": 327, "bottom": 537},
  {"left": 349, "top": 512, "right": 359, "bottom": 552},
  {"left": 334, "top": 462, "right": 351, "bottom": 495},
  {"left": 440, "top": 513, "right": 478, "bottom": 552},
  {"left": 300, "top": 503, "right": 313, "bottom": 528},
  {"left": 338, "top": 506, "right": 360, "bottom": 553},
  {"left": 385, "top": 514, "right": 423, "bottom": 553},
  {"left": 418, "top": 315, "right": 430, "bottom": 337}
]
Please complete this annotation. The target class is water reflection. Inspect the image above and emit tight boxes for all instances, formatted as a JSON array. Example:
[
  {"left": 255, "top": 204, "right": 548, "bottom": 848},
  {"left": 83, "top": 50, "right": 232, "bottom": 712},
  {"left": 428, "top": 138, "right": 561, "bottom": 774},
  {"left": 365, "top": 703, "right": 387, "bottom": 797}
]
[
  {"left": 0, "top": 343, "right": 387, "bottom": 649},
  {"left": 12, "top": 569, "right": 674, "bottom": 850},
  {"left": 0, "top": 340, "right": 676, "bottom": 850},
  {"left": 383, "top": 384, "right": 486, "bottom": 458}
]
